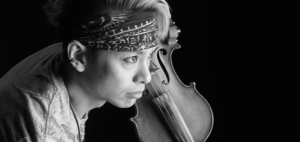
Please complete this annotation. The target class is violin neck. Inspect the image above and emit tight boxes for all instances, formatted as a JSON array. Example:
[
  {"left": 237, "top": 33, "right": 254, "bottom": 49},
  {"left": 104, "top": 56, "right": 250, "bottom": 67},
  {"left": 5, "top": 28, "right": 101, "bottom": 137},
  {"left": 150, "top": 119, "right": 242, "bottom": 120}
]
[{"left": 153, "top": 93, "right": 195, "bottom": 142}]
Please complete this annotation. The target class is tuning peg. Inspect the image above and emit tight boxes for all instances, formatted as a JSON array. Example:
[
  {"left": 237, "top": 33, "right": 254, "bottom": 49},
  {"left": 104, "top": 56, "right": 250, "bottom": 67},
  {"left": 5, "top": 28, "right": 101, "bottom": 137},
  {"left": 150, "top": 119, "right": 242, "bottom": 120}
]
[{"left": 177, "top": 27, "right": 181, "bottom": 34}]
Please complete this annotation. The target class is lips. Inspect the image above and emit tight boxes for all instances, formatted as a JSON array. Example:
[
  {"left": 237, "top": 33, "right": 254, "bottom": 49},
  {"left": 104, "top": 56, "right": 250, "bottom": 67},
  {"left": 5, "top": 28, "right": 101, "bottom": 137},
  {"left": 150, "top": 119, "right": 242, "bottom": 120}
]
[{"left": 126, "top": 91, "right": 143, "bottom": 99}]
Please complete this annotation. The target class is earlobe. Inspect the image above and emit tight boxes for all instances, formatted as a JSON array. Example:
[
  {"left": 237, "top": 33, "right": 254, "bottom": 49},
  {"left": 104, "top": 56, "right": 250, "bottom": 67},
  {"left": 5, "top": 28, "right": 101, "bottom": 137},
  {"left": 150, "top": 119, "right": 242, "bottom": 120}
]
[
  {"left": 67, "top": 40, "right": 87, "bottom": 72},
  {"left": 70, "top": 58, "right": 85, "bottom": 72}
]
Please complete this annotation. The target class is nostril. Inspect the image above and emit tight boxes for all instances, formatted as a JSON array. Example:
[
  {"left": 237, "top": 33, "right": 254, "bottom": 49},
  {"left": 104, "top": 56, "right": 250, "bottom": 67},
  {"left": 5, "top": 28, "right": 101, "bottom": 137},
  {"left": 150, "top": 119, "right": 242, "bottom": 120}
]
[{"left": 142, "top": 90, "right": 149, "bottom": 97}]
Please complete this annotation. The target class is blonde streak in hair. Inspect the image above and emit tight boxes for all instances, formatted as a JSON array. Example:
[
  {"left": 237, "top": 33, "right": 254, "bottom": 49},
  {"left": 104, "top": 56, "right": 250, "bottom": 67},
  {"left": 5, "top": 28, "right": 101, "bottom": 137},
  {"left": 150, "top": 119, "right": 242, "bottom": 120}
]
[
  {"left": 132, "top": 0, "right": 171, "bottom": 39},
  {"left": 154, "top": 1, "right": 171, "bottom": 40}
]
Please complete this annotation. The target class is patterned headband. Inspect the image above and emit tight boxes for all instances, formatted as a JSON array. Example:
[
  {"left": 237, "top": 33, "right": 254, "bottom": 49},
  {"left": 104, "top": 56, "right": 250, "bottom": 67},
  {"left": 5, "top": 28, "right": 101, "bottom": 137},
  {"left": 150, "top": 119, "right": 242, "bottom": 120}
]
[{"left": 70, "top": 12, "right": 159, "bottom": 51}]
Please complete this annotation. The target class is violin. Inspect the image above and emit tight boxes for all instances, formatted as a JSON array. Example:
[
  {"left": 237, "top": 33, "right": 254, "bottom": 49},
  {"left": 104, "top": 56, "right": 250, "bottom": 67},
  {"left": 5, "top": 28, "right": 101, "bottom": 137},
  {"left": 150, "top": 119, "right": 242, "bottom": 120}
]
[{"left": 131, "top": 22, "right": 214, "bottom": 142}]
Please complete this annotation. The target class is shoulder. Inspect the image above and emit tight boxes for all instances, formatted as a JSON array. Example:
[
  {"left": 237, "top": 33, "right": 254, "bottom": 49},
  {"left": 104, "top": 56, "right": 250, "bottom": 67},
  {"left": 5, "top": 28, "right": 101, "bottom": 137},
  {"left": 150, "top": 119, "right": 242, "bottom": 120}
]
[
  {"left": 0, "top": 43, "right": 80, "bottom": 142},
  {"left": 0, "top": 42, "right": 65, "bottom": 138},
  {"left": 0, "top": 42, "right": 63, "bottom": 98},
  {"left": 0, "top": 42, "right": 69, "bottom": 122}
]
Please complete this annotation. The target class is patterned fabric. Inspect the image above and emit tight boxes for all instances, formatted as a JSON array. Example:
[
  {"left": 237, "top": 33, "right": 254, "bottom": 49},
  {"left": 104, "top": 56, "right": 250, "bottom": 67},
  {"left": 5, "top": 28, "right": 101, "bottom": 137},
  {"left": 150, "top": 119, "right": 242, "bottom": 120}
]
[
  {"left": 71, "top": 12, "right": 159, "bottom": 51},
  {"left": 0, "top": 43, "right": 87, "bottom": 142},
  {"left": 79, "top": 113, "right": 89, "bottom": 142}
]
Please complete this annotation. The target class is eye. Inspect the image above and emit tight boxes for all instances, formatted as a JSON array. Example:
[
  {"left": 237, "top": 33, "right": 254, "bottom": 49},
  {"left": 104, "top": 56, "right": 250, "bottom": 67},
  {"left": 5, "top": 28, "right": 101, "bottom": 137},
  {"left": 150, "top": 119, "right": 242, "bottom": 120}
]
[{"left": 124, "top": 56, "right": 138, "bottom": 63}]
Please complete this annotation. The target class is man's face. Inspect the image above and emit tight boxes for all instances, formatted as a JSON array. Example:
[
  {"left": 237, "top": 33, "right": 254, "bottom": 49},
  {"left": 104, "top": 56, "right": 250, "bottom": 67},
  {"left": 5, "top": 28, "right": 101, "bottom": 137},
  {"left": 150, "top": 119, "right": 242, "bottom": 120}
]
[{"left": 81, "top": 47, "right": 158, "bottom": 108}]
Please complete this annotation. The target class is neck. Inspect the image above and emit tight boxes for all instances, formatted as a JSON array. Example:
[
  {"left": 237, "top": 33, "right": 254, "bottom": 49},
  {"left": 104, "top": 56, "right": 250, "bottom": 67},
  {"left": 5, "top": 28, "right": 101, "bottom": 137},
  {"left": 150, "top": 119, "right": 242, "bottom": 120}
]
[{"left": 61, "top": 58, "right": 106, "bottom": 119}]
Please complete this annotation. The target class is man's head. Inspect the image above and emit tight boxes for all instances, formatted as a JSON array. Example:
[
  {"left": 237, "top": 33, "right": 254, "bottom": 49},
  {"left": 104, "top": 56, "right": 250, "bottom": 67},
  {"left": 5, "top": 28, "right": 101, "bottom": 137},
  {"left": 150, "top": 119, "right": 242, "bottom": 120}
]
[
  {"left": 44, "top": 0, "right": 171, "bottom": 108},
  {"left": 44, "top": 0, "right": 171, "bottom": 42}
]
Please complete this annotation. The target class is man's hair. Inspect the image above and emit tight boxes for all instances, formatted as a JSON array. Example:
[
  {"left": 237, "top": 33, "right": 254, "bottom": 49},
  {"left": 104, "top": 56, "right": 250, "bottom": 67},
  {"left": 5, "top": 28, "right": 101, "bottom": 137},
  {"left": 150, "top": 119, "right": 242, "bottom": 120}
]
[{"left": 44, "top": 0, "right": 171, "bottom": 42}]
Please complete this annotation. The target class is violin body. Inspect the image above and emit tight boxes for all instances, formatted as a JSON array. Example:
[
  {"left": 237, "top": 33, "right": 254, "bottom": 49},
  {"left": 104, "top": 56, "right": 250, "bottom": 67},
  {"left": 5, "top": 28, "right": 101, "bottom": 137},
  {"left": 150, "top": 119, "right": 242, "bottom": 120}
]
[{"left": 131, "top": 24, "right": 214, "bottom": 142}]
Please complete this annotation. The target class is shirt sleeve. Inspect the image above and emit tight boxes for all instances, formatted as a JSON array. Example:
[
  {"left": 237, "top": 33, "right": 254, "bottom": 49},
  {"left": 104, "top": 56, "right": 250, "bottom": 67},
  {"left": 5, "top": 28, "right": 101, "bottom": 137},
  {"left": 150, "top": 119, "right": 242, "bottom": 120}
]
[{"left": 0, "top": 88, "right": 37, "bottom": 142}]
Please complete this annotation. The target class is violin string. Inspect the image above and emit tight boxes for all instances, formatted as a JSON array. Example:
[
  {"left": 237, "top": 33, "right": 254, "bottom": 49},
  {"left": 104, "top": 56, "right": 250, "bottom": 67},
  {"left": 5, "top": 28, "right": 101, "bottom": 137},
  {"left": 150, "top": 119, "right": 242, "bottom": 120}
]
[
  {"left": 147, "top": 77, "right": 185, "bottom": 142},
  {"left": 155, "top": 65, "right": 189, "bottom": 142},
  {"left": 150, "top": 70, "right": 186, "bottom": 141},
  {"left": 146, "top": 81, "right": 181, "bottom": 134},
  {"left": 147, "top": 78, "right": 170, "bottom": 118},
  {"left": 145, "top": 84, "right": 171, "bottom": 127}
]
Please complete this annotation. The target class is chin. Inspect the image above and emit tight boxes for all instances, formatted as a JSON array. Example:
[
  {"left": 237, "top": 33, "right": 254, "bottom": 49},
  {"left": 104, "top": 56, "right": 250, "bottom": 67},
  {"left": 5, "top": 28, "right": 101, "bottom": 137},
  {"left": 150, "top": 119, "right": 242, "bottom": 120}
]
[
  {"left": 122, "top": 102, "right": 136, "bottom": 108},
  {"left": 112, "top": 100, "right": 136, "bottom": 108}
]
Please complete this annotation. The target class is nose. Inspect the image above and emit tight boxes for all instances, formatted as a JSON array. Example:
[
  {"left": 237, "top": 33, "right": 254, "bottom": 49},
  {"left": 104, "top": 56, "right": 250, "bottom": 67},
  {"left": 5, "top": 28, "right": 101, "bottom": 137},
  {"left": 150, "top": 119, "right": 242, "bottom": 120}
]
[{"left": 133, "top": 63, "right": 152, "bottom": 84}]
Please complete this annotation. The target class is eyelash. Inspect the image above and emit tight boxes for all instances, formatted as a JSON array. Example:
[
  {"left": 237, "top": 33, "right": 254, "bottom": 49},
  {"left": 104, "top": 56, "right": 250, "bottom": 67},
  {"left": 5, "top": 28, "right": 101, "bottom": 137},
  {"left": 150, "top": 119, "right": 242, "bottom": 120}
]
[
  {"left": 123, "top": 51, "right": 156, "bottom": 63},
  {"left": 124, "top": 56, "right": 138, "bottom": 63}
]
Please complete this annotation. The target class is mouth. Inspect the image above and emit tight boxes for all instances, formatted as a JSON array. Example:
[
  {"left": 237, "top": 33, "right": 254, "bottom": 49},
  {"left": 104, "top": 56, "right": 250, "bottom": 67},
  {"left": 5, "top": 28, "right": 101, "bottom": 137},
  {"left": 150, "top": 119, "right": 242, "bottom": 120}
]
[{"left": 126, "top": 91, "right": 143, "bottom": 99}]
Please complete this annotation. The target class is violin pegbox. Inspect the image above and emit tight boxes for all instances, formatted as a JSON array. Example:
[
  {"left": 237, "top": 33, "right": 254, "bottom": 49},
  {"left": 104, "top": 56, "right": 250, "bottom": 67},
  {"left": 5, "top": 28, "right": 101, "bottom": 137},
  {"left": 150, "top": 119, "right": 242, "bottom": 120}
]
[{"left": 168, "top": 21, "right": 180, "bottom": 45}]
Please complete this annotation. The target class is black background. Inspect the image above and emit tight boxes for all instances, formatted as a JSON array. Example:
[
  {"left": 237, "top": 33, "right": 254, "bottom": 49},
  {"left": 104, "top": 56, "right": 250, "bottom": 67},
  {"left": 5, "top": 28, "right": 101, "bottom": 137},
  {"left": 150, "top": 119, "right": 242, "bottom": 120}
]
[{"left": 0, "top": 0, "right": 285, "bottom": 142}]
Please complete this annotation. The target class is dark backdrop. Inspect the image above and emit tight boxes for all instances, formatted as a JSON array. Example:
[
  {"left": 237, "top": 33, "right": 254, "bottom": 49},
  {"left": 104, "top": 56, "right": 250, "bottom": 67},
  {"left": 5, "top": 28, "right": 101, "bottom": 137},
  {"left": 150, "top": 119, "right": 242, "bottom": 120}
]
[{"left": 0, "top": 0, "right": 282, "bottom": 142}]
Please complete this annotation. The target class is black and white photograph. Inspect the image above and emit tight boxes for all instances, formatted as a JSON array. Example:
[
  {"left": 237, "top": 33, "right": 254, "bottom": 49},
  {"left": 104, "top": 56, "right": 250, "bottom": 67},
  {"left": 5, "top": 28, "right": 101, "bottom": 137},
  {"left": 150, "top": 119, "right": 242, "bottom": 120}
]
[{"left": 0, "top": 0, "right": 284, "bottom": 142}]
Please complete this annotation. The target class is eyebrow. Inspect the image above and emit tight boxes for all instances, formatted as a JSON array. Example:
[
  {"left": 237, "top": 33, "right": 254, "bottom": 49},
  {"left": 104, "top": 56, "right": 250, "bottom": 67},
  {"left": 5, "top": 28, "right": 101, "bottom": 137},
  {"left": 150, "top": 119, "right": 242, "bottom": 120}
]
[
  {"left": 151, "top": 46, "right": 159, "bottom": 54},
  {"left": 137, "top": 46, "right": 159, "bottom": 55}
]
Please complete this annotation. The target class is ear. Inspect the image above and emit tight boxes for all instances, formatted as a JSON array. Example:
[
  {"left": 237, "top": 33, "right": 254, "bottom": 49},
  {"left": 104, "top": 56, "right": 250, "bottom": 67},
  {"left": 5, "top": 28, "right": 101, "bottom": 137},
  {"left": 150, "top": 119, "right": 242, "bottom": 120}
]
[{"left": 67, "top": 40, "right": 88, "bottom": 72}]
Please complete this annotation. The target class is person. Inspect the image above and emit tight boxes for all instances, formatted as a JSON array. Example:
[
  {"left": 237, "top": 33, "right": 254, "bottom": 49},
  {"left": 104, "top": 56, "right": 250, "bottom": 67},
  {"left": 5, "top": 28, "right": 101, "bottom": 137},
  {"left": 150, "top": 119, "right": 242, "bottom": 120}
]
[{"left": 0, "top": 0, "right": 171, "bottom": 141}]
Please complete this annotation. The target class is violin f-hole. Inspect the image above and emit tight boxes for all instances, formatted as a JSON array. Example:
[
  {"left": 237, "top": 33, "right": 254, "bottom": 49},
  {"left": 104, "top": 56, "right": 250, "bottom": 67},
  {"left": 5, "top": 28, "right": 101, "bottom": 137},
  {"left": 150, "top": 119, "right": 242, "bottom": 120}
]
[{"left": 157, "top": 49, "right": 170, "bottom": 85}]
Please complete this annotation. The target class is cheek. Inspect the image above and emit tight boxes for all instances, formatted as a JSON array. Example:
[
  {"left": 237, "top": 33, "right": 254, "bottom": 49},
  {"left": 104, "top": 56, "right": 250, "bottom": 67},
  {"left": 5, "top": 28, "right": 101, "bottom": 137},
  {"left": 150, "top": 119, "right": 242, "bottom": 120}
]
[{"left": 93, "top": 60, "right": 131, "bottom": 98}]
